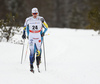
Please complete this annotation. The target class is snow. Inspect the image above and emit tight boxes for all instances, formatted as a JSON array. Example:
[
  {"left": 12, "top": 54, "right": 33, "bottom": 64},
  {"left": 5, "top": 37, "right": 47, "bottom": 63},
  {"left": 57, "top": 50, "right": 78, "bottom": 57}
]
[{"left": 0, "top": 28, "right": 100, "bottom": 84}]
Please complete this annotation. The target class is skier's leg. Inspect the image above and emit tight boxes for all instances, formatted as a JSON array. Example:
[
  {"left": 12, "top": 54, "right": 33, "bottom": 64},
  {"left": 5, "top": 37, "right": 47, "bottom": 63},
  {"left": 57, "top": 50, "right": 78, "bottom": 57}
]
[
  {"left": 36, "top": 39, "right": 41, "bottom": 67},
  {"left": 36, "top": 48, "right": 41, "bottom": 65},
  {"left": 39, "top": 36, "right": 43, "bottom": 62},
  {"left": 36, "top": 37, "right": 43, "bottom": 65},
  {"left": 29, "top": 39, "right": 35, "bottom": 71}
]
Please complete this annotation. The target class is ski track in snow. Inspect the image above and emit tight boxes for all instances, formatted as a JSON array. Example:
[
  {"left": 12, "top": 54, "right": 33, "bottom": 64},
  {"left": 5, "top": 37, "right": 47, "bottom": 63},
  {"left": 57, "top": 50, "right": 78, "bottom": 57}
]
[{"left": 0, "top": 28, "right": 100, "bottom": 84}]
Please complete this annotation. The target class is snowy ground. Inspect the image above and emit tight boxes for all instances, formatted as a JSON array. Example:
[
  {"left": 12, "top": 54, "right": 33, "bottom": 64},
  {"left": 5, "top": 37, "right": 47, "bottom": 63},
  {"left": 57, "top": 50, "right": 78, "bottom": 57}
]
[{"left": 0, "top": 28, "right": 100, "bottom": 84}]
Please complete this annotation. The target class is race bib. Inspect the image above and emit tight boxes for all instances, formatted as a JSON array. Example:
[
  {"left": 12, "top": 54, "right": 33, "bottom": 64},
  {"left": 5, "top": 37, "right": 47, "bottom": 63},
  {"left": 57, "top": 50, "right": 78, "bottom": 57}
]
[{"left": 29, "top": 21, "right": 42, "bottom": 31}]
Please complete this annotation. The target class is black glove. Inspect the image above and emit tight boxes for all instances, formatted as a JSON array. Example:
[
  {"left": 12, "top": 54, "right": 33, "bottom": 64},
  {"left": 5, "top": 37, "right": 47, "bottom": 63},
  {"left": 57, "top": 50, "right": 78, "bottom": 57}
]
[
  {"left": 22, "top": 34, "right": 26, "bottom": 39},
  {"left": 41, "top": 33, "right": 44, "bottom": 37},
  {"left": 40, "top": 18, "right": 44, "bottom": 23}
]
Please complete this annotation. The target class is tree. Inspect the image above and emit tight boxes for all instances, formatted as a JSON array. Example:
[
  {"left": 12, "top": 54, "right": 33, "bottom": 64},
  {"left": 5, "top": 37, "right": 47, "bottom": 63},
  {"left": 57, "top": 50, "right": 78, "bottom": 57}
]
[
  {"left": 86, "top": 0, "right": 100, "bottom": 33},
  {"left": 0, "top": 13, "right": 20, "bottom": 42},
  {"left": 86, "top": 8, "right": 100, "bottom": 31}
]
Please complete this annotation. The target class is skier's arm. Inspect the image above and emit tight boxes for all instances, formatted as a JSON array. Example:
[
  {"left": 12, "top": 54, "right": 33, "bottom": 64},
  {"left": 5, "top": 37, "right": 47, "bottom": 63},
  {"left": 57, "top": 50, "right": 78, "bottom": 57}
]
[
  {"left": 41, "top": 18, "right": 48, "bottom": 28},
  {"left": 26, "top": 25, "right": 29, "bottom": 37},
  {"left": 41, "top": 18, "right": 48, "bottom": 36},
  {"left": 42, "top": 24, "right": 48, "bottom": 34},
  {"left": 23, "top": 26, "right": 26, "bottom": 34},
  {"left": 23, "top": 25, "right": 30, "bottom": 38},
  {"left": 42, "top": 20, "right": 48, "bottom": 29},
  {"left": 22, "top": 19, "right": 27, "bottom": 39},
  {"left": 22, "top": 26, "right": 26, "bottom": 39}
]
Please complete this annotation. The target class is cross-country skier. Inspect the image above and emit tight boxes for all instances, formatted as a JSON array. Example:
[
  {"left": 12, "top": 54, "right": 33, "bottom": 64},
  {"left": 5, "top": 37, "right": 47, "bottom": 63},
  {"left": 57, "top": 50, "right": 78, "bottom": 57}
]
[{"left": 22, "top": 7, "right": 48, "bottom": 72}]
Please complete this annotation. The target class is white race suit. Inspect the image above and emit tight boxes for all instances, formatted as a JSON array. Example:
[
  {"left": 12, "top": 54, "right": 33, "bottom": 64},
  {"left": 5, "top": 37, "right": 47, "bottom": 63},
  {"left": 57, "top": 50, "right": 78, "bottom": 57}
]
[{"left": 23, "top": 16, "right": 48, "bottom": 65}]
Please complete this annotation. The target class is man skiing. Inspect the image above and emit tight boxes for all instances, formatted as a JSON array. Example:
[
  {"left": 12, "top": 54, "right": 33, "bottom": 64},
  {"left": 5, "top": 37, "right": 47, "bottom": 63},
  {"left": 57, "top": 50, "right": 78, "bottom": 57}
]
[{"left": 22, "top": 7, "right": 48, "bottom": 72}]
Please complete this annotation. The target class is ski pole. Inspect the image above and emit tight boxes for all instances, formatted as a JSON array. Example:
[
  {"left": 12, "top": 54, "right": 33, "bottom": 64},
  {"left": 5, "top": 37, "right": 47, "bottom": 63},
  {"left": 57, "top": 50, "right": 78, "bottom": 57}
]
[
  {"left": 43, "top": 37, "right": 46, "bottom": 71},
  {"left": 24, "top": 42, "right": 28, "bottom": 61},
  {"left": 21, "top": 39, "right": 25, "bottom": 64}
]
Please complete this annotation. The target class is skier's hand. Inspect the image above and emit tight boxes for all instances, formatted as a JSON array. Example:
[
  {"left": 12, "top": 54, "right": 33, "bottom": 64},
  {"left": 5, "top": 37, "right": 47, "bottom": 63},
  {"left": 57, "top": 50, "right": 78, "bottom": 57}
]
[
  {"left": 41, "top": 33, "right": 44, "bottom": 37},
  {"left": 40, "top": 18, "right": 44, "bottom": 23},
  {"left": 22, "top": 34, "right": 26, "bottom": 39}
]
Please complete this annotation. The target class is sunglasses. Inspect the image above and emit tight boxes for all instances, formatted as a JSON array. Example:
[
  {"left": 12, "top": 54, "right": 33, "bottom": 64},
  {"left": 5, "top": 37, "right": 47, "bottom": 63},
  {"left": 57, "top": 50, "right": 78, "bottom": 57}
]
[{"left": 32, "top": 13, "right": 38, "bottom": 15}]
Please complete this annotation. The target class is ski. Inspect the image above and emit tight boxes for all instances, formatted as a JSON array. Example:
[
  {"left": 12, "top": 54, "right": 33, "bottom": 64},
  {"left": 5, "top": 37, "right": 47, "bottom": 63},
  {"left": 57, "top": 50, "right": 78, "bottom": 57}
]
[
  {"left": 30, "top": 69, "right": 40, "bottom": 73},
  {"left": 30, "top": 70, "right": 34, "bottom": 73},
  {"left": 30, "top": 65, "right": 40, "bottom": 73}
]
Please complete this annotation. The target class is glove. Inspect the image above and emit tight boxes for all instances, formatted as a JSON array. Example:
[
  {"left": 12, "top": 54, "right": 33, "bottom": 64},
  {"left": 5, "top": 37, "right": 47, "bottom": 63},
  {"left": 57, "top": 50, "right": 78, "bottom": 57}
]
[
  {"left": 22, "top": 34, "right": 26, "bottom": 39},
  {"left": 41, "top": 33, "right": 44, "bottom": 37},
  {"left": 40, "top": 18, "right": 44, "bottom": 23}
]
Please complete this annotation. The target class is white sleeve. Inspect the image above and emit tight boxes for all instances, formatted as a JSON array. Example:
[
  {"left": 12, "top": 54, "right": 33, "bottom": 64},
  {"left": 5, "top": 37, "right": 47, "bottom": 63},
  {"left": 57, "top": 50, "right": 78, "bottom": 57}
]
[{"left": 24, "top": 19, "right": 27, "bottom": 27}]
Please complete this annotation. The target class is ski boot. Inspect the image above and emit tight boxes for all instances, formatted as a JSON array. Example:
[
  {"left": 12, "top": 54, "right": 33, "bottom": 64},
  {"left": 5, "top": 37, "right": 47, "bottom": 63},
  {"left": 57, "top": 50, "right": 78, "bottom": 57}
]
[
  {"left": 30, "top": 64, "right": 34, "bottom": 73},
  {"left": 37, "top": 65, "right": 40, "bottom": 73}
]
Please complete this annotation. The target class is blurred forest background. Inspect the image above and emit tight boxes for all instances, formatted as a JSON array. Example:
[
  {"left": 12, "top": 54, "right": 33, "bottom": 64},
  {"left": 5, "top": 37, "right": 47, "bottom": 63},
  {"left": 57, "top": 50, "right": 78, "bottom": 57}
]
[{"left": 0, "top": 0, "right": 100, "bottom": 29}]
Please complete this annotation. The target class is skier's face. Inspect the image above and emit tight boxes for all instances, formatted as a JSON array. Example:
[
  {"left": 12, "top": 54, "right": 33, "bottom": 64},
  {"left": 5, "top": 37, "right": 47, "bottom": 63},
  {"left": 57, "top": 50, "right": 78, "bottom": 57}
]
[{"left": 32, "top": 13, "right": 38, "bottom": 18}]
